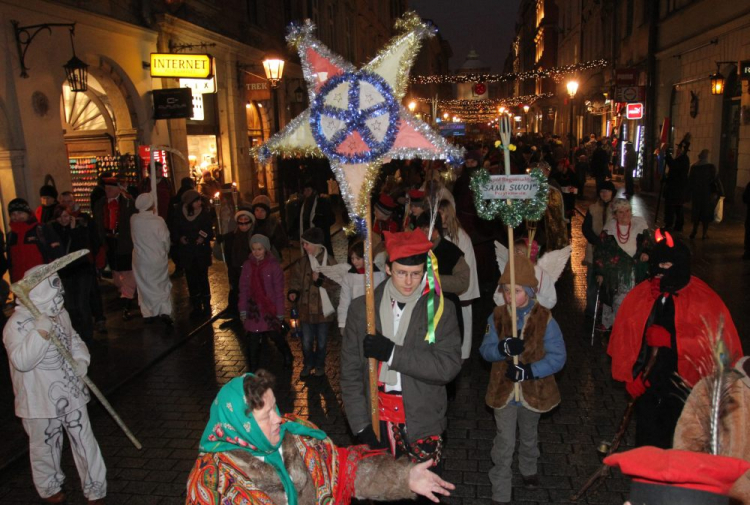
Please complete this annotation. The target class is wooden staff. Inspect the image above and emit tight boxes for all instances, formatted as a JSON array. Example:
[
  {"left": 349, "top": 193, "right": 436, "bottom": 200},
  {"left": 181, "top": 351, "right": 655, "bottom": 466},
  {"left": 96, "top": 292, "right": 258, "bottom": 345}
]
[
  {"left": 499, "top": 116, "right": 520, "bottom": 402},
  {"left": 569, "top": 347, "right": 659, "bottom": 501},
  {"left": 363, "top": 196, "right": 380, "bottom": 439}
]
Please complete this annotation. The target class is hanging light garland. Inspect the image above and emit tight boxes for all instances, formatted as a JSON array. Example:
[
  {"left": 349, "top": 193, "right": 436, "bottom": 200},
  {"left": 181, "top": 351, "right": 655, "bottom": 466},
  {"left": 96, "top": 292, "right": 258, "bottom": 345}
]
[
  {"left": 415, "top": 94, "right": 553, "bottom": 108},
  {"left": 409, "top": 59, "right": 608, "bottom": 85}
]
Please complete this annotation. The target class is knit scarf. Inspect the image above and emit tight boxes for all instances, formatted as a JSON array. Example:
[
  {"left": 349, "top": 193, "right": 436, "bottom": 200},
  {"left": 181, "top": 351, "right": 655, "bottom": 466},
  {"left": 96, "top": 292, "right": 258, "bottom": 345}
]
[
  {"left": 377, "top": 276, "right": 425, "bottom": 385},
  {"left": 248, "top": 256, "right": 277, "bottom": 324},
  {"left": 308, "top": 247, "right": 335, "bottom": 317},
  {"left": 199, "top": 375, "right": 326, "bottom": 505}
]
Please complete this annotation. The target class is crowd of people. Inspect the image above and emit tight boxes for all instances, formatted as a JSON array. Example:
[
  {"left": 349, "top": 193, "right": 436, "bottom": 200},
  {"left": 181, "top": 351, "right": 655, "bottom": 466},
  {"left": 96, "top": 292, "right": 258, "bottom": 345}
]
[{"left": 1, "top": 131, "right": 749, "bottom": 505}]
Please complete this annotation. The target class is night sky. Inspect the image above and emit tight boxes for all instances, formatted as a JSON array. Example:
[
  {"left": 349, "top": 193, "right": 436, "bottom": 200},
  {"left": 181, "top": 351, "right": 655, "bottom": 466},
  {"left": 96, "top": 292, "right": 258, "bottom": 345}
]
[{"left": 409, "top": 0, "right": 523, "bottom": 73}]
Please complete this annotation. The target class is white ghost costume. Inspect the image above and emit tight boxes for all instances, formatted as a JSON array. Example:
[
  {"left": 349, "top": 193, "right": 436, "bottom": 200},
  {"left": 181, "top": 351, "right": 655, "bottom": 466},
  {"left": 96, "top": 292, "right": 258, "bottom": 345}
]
[
  {"left": 131, "top": 193, "right": 173, "bottom": 318},
  {"left": 2, "top": 267, "right": 106, "bottom": 501},
  {"left": 447, "top": 228, "right": 480, "bottom": 359}
]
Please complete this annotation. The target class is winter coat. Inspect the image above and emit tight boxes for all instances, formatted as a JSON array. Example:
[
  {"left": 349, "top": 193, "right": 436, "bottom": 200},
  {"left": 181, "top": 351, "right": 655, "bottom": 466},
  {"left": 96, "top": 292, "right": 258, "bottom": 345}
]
[
  {"left": 186, "top": 416, "right": 417, "bottom": 505},
  {"left": 688, "top": 161, "right": 719, "bottom": 223},
  {"left": 288, "top": 248, "right": 337, "bottom": 324},
  {"left": 337, "top": 267, "right": 387, "bottom": 329},
  {"left": 50, "top": 221, "right": 95, "bottom": 277},
  {"left": 664, "top": 152, "right": 690, "bottom": 204},
  {"left": 581, "top": 200, "right": 613, "bottom": 265},
  {"left": 6, "top": 219, "right": 61, "bottom": 283},
  {"left": 254, "top": 216, "right": 288, "bottom": 260},
  {"left": 594, "top": 217, "right": 652, "bottom": 300},
  {"left": 238, "top": 254, "right": 285, "bottom": 333},
  {"left": 480, "top": 301, "right": 566, "bottom": 413},
  {"left": 673, "top": 357, "right": 750, "bottom": 504},
  {"left": 93, "top": 192, "right": 136, "bottom": 257},
  {"left": 3, "top": 306, "right": 90, "bottom": 418},
  {"left": 175, "top": 206, "right": 214, "bottom": 269},
  {"left": 341, "top": 281, "right": 462, "bottom": 443}
]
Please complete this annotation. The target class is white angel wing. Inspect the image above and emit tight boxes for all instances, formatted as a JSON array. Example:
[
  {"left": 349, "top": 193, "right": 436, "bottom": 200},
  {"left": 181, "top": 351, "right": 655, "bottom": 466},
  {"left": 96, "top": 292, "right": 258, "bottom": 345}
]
[
  {"left": 316, "top": 264, "right": 351, "bottom": 286},
  {"left": 536, "top": 245, "right": 571, "bottom": 284},
  {"left": 494, "top": 241, "right": 509, "bottom": 274}
]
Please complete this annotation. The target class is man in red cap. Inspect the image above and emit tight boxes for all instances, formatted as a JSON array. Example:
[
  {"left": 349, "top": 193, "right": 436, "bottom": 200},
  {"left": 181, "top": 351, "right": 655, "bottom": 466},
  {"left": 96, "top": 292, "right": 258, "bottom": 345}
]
[
  {"left": 373, "top": 192, "right": 400, "bottom": 237},
  {"left": 605, "top": 446, "right": 750, "bottom": 504},
  {"left": 341, "top": 229, "right": 461, "bottom": 470}
]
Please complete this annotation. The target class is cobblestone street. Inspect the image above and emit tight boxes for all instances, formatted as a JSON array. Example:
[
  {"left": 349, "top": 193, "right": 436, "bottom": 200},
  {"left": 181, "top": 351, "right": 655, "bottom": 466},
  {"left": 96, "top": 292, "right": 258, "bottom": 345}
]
[{"left": 1, "top": 182, "right": 748, "bottom": 504}]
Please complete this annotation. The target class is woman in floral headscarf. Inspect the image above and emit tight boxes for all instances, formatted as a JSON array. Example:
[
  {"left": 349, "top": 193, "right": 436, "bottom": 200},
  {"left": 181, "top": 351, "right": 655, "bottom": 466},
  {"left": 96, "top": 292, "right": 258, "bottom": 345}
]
[{"left": 186, "top": 371, "right": 454, "bottom": 505}]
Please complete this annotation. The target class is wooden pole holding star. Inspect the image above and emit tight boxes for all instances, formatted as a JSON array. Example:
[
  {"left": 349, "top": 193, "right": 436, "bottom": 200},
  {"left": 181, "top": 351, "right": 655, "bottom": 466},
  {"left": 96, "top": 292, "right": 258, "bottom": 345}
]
[{"left": 252, "top": 13, "right": 464, "bottom": 439}]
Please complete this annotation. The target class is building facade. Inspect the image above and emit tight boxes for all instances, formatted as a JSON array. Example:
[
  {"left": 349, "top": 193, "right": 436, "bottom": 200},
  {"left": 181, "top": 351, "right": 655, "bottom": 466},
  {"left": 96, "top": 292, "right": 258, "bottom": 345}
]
[{"left": 0, "top": 0, "right": 406, "bottom": 230}]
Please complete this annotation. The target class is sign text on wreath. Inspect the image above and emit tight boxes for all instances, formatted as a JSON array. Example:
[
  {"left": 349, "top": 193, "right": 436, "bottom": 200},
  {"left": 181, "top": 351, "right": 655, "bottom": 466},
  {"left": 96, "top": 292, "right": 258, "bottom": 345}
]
[{"left": 480, "top": 174, "right": 540, "bottom": 200}]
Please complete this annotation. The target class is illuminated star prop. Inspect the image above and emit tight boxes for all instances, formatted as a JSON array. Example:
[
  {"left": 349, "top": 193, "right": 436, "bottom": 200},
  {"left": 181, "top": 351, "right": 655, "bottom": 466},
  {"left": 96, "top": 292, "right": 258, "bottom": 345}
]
[{"left": 255, "top": 12, "right": 465, "bottom": 218}]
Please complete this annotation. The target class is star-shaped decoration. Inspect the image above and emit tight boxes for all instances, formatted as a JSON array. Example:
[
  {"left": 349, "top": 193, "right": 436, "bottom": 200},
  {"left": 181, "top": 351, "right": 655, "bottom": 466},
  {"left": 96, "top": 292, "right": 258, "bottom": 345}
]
[{"left": 255, "top": 13, "right": 464, "bottom": 217}]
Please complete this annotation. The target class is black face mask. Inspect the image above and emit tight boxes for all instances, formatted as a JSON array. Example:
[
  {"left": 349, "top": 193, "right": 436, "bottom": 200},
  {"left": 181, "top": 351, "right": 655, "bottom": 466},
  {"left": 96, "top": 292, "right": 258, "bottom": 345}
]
[{"left": 650, "top": 232, "right": 691, "bottom": 293}]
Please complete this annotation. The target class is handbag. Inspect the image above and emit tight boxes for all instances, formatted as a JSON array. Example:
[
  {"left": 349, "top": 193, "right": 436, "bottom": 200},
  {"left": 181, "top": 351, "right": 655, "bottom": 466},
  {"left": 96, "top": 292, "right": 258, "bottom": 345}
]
[{"left": 714, "top": 196, "right": 725, "bottom": 223}]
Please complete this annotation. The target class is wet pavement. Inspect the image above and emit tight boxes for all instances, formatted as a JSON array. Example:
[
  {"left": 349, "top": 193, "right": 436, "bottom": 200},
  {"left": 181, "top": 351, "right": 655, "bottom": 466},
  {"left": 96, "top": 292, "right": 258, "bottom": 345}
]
[{"left": 0, "top": 181, "right": 748, "bottom": 504}]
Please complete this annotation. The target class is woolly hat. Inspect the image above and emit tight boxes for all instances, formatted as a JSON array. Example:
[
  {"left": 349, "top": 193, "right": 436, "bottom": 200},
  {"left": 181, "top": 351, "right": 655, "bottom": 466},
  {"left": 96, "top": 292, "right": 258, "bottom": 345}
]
[
  {"left": 384, "top": 229, "right": 432, "bottom": 263},
  {"left": 180, "top": 177, "right": 195, "bottom": 190},
  {"left": 235, "top": 210, "right": 254, "bottom": 223},
  {"left": 250, "top": 234, "right": 271, "bottom": 252},
  {"left": 301, "top": 227, "right": 325, "bottom": 247},
  {"left": 597, "top": 180, "right": 616, "bottom": 194},
  {"left": 499, "top": 254, "right": 538, "bottom": 288},
  {"left": 8, "top": 198, "right": 32, "bottom": 215},
  {"left": 39, "top": 185, "right": 58, "bottom": 199},
  {"left": 374, "top": 193, "right": 397, "bottom": 216},
  {"left": 181, "top": 189, "right": 202, "bottom": 206},
  {"left": 251, "top": 195, "right": 272, "bottom": 213},
  {"left": 135, "top": 192, "right": 155, "bottom": 212},
  {"left": 464, "top": 150, "right": 483, "bottom": 163},
  {"left": 605, "top": 447, "right": 750, "bottom": 505},
  {"left": 103, "top": 177, "right": 120, "bottom": 187}
]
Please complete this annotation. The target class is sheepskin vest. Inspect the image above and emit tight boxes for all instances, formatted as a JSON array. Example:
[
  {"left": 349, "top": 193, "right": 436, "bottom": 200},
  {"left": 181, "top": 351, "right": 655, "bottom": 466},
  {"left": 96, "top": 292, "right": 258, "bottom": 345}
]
[{"left": 485, "top": 304, "right": 561, "bottom": 413}]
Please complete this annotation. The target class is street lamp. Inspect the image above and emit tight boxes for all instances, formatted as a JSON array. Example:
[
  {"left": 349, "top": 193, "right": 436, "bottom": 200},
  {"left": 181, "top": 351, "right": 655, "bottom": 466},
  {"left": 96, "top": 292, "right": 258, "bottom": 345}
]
[
  {"left": 263, "top": 56, "right": 286, "bottom": 226},
  {"left": 523, "top": 105, "right": 530, "bottom": 133},
  {"left": 710, "top": 65, "right": 725, "bottom": 95},
  {"left": 566, "top": 79, "right": 579, "bottom": 155}
]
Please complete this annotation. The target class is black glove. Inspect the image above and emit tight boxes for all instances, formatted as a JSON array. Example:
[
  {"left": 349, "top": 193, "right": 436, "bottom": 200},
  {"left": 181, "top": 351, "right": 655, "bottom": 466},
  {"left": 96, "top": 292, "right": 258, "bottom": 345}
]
[
  {"left": 356, "top": 424, "right": 383, "bottom": 448},
  {"left": 505, "top": 361, "right": 534, "bottom": 382},
  {"left": 363, "top": 333, "right": 395, "bottom": 361},
  {"left": 500, "top": 337, "right": 525, "bottom": 357},
  {"left": 279, "top": 319, "right": 290, "bottom": 336}
]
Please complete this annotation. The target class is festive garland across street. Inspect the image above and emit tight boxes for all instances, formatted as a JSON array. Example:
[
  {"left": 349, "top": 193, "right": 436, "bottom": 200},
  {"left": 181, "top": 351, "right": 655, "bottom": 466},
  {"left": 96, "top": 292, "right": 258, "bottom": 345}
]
[{"left": 409, "top": 59, "right": 608, "bottom": 85}]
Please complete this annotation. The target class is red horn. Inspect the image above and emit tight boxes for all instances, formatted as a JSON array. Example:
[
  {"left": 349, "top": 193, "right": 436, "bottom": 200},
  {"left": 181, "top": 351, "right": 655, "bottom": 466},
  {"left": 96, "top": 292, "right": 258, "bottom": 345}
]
[
  {"left": 665, "top": 231, "right": 674, "bottom": 248},
  {"left": 655, "top": 229, "right": 664, "bottom": 243}
]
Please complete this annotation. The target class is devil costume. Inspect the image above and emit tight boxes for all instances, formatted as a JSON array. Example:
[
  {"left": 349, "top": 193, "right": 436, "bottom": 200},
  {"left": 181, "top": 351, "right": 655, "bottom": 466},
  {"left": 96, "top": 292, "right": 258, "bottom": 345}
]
[
  {"left": 2, "top": 267, "right": 106, "bottom": 502},
  {"left": 608, "top": 231, "right": 743, "bottom": 448}
]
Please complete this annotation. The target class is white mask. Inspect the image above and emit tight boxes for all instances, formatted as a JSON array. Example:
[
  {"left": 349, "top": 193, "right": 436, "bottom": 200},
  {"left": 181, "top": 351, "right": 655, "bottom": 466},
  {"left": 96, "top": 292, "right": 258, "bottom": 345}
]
[{"left": 26, "top": 269, "right": 66, "bottom": 316}]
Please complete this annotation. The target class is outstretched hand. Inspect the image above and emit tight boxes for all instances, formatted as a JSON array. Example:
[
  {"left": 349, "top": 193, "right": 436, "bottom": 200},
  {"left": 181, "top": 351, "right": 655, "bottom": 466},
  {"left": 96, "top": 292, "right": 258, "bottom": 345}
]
[{"left": 408, "top": 459, "right": 455, "bottom": 503}]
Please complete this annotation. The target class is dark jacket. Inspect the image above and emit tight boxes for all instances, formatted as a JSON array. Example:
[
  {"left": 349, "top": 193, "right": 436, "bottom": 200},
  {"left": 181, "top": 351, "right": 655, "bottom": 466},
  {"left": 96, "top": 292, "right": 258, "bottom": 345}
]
[
  {"left": 664, "top": 153, "right": 690, "bottom": 204},
  {"left": 49, "top": 221, "right": 95, "bottom": 276},
  {"left": 175, "top": 206, "right": 214, "bottom": 269},
  {"left": 688, "top": 161, "right": 719, "bottom": 223},
  {"left": 341, "top": 281, "right": 462, "bottom": 443},
  {"left": 287, "top": 248, "right": 337, "bottom": 324},
  {"left": 93, "top": 192, "right": 135, "bottom": 256},
  {"left": 6, "top": 219, "right": 61, "bottom": 282}
]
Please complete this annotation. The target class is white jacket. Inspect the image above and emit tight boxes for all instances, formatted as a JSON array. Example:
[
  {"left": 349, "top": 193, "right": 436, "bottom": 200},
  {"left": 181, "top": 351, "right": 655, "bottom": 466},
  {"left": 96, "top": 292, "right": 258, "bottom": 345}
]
[
  {"left": 3, "top": 306, "right": 90, "bottom": 418},
  {"left": 338, "top": 271, "right": 387, "bottom": 328}
]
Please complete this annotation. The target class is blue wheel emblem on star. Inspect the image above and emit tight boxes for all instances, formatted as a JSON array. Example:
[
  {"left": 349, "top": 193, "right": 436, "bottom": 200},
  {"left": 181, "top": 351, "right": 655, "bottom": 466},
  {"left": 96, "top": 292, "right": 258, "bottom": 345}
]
[{"left": 309, "top": 71, "right": 400, "bottom": 164}]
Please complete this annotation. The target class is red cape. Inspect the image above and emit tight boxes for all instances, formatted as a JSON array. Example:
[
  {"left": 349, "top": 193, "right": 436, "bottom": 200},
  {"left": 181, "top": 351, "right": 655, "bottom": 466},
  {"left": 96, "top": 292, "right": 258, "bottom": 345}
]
[{"left": 608, "top": 276, "right": 743, "bottom": 387}]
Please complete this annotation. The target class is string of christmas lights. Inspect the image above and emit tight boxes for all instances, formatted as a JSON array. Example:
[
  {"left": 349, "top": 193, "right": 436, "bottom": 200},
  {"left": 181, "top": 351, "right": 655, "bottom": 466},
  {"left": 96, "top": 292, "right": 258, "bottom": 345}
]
[
  {"left": 409, "top": 59, "right": 608, "bottom": 85},
  {"left": 414, "top": 94, "right": 553, "bottom": 107}
]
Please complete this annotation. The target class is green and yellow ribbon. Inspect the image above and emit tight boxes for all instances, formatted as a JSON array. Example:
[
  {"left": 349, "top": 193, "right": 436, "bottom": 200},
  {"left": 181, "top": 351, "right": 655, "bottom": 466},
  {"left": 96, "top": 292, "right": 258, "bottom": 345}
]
[{"left": 423, "top": 250, "right": 444, "bottom": 344}]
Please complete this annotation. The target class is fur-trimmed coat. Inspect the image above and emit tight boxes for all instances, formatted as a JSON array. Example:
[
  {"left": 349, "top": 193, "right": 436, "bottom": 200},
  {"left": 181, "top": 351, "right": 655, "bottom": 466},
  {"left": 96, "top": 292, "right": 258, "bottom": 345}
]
[
  {"left": 673, "top": 357, "right": 750, "bottom": 504},
  {"left": 186, "top": 419, "right": 416, "bottom": 504}
]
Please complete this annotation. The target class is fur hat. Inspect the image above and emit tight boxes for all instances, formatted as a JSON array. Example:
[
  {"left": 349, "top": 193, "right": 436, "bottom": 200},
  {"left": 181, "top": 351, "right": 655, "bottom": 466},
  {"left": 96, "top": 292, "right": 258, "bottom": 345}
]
[
  {"left": 251, "top": 195, "right": 272, "bottom": 213},
  {"left": 181, "top": 189, "right": 202, "bottom": 206},
  {"left": 250, "top": 234, "right": 271, "bottom": 252},
  {"left": 301, "top": 227, "right": 325, "bottom": 247},
  {"left": 234, "top": 210, "right": 254, "bottom": 223},
  {"left": 499, "top": 254, "right": 538, "bottom": 288},
  {"left": 8, "top": 198, "right": 32, "bottom": 215},
  {"left": 39, "top": 185, "right": 58, "bottom": 199}
]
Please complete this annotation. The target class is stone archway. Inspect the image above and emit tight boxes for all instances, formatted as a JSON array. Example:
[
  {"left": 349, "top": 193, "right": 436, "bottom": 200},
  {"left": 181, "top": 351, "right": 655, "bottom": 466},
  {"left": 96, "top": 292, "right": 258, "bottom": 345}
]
[
  {"left": 0, "top": 99, "right": 25, "bottom": 232},
  {"left": 86, "top": 57, "right": 142, "bottom": 155}
]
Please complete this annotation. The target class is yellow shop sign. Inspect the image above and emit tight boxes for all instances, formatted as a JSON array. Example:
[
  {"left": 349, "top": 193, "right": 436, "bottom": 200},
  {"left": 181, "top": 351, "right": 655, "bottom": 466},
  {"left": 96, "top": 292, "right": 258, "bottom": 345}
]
[{"left": 150, "top": 53, "right": 213, "bottom": 79}]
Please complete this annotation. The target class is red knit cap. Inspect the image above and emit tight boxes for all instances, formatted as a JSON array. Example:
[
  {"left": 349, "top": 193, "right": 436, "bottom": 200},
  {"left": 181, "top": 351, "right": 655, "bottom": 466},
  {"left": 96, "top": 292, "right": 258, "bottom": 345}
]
[
  {"left": 384, "top": 229, "right": 432, "bottom": 262},
  {"left": 407, "top": 189, "right": 425, "bottom": 202},
  {"left": 605, "top": 447, "right": 750, "bottom": 499}
]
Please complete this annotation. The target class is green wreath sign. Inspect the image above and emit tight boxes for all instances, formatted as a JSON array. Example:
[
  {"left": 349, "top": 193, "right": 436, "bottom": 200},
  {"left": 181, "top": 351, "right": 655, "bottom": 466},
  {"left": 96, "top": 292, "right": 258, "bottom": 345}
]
[{"left": 470, "top": 167, "right": 549, "bottom": 227}]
